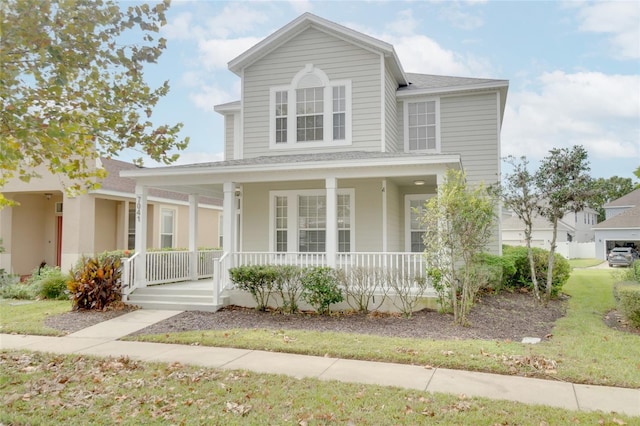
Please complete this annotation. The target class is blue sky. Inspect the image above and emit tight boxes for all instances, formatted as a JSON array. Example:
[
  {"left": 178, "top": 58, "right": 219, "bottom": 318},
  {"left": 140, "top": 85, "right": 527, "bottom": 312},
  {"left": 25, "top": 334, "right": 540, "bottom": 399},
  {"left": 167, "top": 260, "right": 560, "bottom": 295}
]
[{"left": 124, "top": 0, "right": 640, "bottom": 181}]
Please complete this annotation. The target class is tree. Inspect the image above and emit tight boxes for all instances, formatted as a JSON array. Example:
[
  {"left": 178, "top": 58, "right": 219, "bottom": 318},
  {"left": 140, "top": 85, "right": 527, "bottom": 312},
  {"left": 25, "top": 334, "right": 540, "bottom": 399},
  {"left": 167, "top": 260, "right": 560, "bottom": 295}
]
[
  {"left": 634, "top": 166, "right": 640, "bottom": 189},
  {"left": 535, "top": 145, "right": 593, "bottom": 305},
  {"left": 420, "top": 169, "right": 497, "bottom": 325},
  {"left": 0, "top": 0, "right": 188, "bottom": 207},
  {"left": 494, "top": 156, "right": 543, "bottom": 304},
  {"left": 590, "top": 176, "right": 634, "bottom": 222}
]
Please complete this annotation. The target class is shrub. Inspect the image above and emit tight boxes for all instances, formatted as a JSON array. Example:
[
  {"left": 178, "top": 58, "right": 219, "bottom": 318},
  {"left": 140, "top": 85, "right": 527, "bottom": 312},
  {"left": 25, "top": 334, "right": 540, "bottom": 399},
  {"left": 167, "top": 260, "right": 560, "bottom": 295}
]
[
  {"left": 614, "top": 282, "right": 640, "bottom": 328},
  {"left": 503, "top": 245, "right": 570, "bottom": 297},
  {"left": 0, "top": 279, "right": 37, "bottom": 300},
  {"left": 338, "top": 266, "right": 386, "bottom": 313},
  {"left": 38, "top": 269, "right": 71, "bottom": 300},
  {"left": 387, "top": 270, "right": 428, "bottom": 318},
  {"left": 301, "top": 267, "right": 343, "bottom": 315},
  {"left": 68, "top": 255, "right": 122, "bottom": 310},
  {"left": 475, "top": 252, "right": 515, "bottom": 292},
  {"left": 273, "top": 265, "right": 304, "bottom": 314},
  {"left": 229, "top": 265, "right": 277, "bottom": 311}
]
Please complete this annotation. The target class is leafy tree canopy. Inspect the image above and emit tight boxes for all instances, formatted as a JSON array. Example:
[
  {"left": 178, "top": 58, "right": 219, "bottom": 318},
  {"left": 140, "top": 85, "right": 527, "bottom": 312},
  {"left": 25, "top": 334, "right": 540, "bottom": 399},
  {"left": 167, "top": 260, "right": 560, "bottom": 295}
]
[
  {"left": 590, "top": 176, "right": 635, "bottom": 222},
  {"left": 0, "top": 0, "right": 188, "bottom": 206}
]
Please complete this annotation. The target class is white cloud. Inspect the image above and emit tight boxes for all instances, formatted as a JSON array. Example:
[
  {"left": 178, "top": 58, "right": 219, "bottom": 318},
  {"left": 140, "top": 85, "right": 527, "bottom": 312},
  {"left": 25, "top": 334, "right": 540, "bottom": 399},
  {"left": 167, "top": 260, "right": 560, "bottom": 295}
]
[
  {"left": 502, "top": 71, "right": 640, "bottom": 162},
  {"left": 161, "top": 12, "right": 199, "bottom": 41},
  {"left": 389, "top": 34, "right": 492, "bottom": 76},
  {"left": 205, "top": 4, "right": 270, "bottom": 38},
  {"left": 197, "top": 36, "right": 263, "bottom": 71},
  {"left": 189, "top": 84, "right": 236, "bottom": 111},
  {"left": 439, "top": 1, "right": 485, "bottom": 30},
  {"left": 288, "top": 0, "right": 313, "bottom": 15},
  {"left": 574, "top": 1, "right": 640, "bottom": 59},
  {"left": 385, "top": 9, "right": 420, "bottom": 36}
]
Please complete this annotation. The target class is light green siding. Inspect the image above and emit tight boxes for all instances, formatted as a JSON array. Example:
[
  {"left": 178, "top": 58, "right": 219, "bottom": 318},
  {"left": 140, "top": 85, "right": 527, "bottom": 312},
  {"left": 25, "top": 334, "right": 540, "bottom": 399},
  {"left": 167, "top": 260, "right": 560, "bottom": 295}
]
[
  {"left": 384, "top": 61, "right": 400, "bottom": 152},
  {"left": 441, "top": 92, "right": 501, "bottom": 253},
  {"left": 242, "top": 27, "right": 382, "bottom": 157},
  {"left": 385, "top": 180, "right": 402, "bottom": 251},
  {"left": 440, "top": 93, "right": 500, "bottom": 186},
  {"left": 224, "top": 114, "right": 234, "bottom": 161}
]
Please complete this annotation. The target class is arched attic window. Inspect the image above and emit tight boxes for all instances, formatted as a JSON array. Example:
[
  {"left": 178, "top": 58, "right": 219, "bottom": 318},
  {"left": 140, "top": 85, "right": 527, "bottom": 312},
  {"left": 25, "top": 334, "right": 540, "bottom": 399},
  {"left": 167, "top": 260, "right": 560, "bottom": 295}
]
[{"left": 269, "top": 64, "right": 351, "bottom": 148}]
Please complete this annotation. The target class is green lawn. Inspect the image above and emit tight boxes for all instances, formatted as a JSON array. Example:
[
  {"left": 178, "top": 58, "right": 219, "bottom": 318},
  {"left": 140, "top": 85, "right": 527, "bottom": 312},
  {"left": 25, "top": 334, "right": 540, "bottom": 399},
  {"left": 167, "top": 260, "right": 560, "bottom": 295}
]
[
  {"left": 0, "top": 299, "right": 70, "bottom": 336},
  {"left": 0, "top": 350, "right": 635, "bottom": 425},
  {"left": 568, "top": 258, "right": 604, "bottom": 269},
  {"left": 2, "top": 269, "right": 638, "bottom": 389},
  {"left": 128, "top": 269, "right": 640, "bottom": 388}
]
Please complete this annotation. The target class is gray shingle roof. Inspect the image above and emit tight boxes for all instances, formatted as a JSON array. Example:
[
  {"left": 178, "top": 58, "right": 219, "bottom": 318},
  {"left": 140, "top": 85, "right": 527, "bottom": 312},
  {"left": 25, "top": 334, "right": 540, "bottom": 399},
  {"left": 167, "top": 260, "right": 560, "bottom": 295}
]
[
  {"left": 99, "top": 158, "right": 222, "bottom": 206},
  {"left": 143, "top": 151, "right": 450, "bottom": 171},
  {"left": 593, "top": 205, "right": 640, "bottom": 229},
  {"left": 399, "top": 73, "right": 508, "bottom": 92},
  {"left": 605, "top": 188, "right": 640, "bottom": 208}
]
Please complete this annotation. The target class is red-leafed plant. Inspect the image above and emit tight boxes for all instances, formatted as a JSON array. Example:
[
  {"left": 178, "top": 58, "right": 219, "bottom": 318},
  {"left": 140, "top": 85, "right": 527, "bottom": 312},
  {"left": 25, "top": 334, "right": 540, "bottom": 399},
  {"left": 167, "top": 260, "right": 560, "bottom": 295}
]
[{"left": 68, "top": 255, "right": 122, "bottom": 310}]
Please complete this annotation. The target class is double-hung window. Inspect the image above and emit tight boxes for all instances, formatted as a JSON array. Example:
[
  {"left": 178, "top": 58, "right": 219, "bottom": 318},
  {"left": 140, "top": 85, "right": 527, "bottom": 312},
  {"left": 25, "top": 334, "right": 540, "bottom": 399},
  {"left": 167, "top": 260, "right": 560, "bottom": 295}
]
[
  {"left": 405, "top": 195, "right": 434, "bottom": 253},
  {"left": 296, "top": 87, "right": 324, "bottom": 142},
  {"left": 271, "top": 190, "right": 354, "bottom": 254},
  {"left": 275, "top": 91, "right": 288, "bottom": 144},
  {"left": 160, "top": 208, "right": 175, "bottom": 249},
  {"left": 270, "top": 64, "right": 351, "bottom": 148},
  {"left": 404, "top": 98, "right": 440, "bottom": 152}
]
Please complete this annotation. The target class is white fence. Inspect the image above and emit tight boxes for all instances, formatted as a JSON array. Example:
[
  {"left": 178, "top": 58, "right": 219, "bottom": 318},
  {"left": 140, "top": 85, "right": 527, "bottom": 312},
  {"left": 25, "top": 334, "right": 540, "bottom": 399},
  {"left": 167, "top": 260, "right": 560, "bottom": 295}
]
[{"left": 554, "top": 242, "right": 595, "bottom": 260}]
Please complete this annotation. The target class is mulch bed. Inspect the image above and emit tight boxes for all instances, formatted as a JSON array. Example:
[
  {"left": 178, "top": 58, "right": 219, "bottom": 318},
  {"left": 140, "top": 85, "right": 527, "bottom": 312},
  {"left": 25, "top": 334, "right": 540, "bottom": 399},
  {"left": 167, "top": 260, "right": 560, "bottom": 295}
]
[{"left": 43, "top": 291, "right": 640, "bottom": 340}]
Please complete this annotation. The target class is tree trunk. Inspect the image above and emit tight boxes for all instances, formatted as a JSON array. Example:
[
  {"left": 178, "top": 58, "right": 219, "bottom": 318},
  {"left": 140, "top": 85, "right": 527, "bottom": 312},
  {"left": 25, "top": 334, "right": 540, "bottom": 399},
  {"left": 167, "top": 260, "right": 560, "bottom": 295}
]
[
  {"left": 545, "top": 219, "right": 559, "bottom": 307},
  {"left": 524, "top": 222, "right": 541, "bottom": 304}
]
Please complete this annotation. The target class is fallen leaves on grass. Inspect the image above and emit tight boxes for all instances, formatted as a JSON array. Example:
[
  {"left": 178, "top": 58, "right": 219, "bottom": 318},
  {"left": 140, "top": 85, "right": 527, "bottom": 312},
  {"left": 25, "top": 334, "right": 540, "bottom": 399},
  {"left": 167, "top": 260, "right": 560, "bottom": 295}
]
[{"left": 479, "top": 349, "right": 558, "bottom": 375}]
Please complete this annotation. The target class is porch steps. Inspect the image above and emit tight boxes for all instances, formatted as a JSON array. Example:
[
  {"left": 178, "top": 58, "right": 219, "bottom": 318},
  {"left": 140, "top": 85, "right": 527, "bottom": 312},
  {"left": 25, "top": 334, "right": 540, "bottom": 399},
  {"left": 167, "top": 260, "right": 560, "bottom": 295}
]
[{"left": 126, "top": 286, "right": 229, "bottom": 313}]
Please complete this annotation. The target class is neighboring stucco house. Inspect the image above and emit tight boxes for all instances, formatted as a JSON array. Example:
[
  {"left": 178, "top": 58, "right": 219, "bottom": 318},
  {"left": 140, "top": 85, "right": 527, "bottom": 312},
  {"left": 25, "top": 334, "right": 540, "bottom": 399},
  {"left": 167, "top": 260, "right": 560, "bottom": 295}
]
[
  {"left": 120, "top": 13, "right": 508, "bottom": 308},
  {"left": 0, "top": 158, "right": 222, "bottom": 276},
  {"left": 593, "top": 189, "right": 640, "bottom": 259}
]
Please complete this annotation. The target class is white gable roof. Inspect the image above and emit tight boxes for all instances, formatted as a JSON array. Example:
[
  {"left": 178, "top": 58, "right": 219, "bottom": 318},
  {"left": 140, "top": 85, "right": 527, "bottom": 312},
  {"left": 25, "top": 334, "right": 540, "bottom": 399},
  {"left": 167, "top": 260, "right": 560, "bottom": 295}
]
[{"left": 228, "top": 12, "right": 408, "bottom": 85}]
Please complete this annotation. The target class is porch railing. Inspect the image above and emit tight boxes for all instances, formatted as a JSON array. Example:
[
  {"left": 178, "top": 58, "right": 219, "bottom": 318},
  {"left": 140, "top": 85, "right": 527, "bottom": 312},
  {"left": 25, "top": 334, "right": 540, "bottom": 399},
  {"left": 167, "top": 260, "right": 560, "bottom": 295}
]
[
  {"left": 217, "top": 251, "right": 430, "bottom": 294},
  {"left": 120, "top": 252, "right": 139, "bottom": 300},
  {"left": 144, "top": 249, "right": 223, "bottom": 286}
]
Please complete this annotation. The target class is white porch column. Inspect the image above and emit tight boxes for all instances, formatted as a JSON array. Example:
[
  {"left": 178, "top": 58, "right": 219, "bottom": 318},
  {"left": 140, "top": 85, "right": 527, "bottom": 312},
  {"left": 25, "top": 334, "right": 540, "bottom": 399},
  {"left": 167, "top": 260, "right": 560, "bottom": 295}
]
[
  {"left": 189, "top": 194, "right": 199, "bottom": 281},
  {"left": 325, "top": 177, "right": 337, "bottom": 268},
  {"left": 381, "top": 179, "right": 387, "bottom": 252},
  {"left": 222, "top": 182, "right": 237, "bottom": 257},
  {"left": 134, "top": 184, "right": 148, "bottom": 288}
]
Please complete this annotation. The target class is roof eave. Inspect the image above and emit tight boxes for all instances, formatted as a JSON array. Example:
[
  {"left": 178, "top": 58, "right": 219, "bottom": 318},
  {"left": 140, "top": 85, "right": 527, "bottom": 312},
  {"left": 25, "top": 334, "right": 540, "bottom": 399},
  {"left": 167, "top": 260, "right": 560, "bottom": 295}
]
[{"left": 121, "top": 154, "right": 462, "bottom": 180}]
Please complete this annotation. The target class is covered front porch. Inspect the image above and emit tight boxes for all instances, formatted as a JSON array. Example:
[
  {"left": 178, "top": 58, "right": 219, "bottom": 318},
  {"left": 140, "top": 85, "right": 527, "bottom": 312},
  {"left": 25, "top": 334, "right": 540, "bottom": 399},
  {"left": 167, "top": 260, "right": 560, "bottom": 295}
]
[{"left": 120, "top": 152, "right": 460, "bottom": 311}]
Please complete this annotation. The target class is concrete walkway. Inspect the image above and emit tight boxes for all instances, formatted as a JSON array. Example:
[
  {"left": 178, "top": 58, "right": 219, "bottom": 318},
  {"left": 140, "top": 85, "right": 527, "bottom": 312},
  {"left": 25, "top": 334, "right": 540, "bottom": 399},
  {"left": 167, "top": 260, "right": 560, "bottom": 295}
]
[{"left": 1, "top": 309, "right": 638, "bottom": 417}]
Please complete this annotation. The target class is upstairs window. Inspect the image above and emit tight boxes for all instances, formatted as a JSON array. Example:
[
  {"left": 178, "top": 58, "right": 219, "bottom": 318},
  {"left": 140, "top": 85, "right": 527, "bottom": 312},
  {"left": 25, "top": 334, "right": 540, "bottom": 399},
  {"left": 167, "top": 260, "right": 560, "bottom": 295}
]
[
  {"left": 275, "top": 91, "right": 288, "bottom": 144},
  {"left": 270, "top": 64, "right": 351, "bottom": 148},
  {"left": 296, "top": 87, "right": 324, "bottom": 142},
  {"left": 404, "top": 98, "right": 440, "bottom": 152}
]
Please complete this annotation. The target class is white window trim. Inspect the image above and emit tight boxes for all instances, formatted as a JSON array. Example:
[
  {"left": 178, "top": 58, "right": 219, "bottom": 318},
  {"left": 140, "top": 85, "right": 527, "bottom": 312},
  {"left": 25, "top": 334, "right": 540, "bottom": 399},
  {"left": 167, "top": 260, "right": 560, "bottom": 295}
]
[
  {"left": 404, "top": 194, "right": 435, "bottom": 252},
  {"left": 269, "top": 64, "right": 352, "bottom": 149},
  {"left": 269, "top": 188, "right": 355, "bottom": 253},
  {"left": 403, "top": 97, "right": 441, "bottom": 153},
  {"left": 159, "top": 207, "right": 177, "bottom": 249}
]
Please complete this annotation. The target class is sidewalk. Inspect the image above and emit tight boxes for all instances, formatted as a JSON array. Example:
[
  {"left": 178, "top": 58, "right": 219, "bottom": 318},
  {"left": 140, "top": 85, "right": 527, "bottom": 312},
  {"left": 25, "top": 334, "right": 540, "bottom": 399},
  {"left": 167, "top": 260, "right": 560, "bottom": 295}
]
[{"left": 1, "top": 309, "right": 638, "bottom": 417}]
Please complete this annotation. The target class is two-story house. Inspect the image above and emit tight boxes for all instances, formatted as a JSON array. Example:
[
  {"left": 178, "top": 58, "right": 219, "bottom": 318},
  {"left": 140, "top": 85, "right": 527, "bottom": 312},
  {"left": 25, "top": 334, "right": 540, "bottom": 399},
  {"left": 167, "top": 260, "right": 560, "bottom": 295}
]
[{"left": 121, "top": 13, "right": 508, "bottom": 309}]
